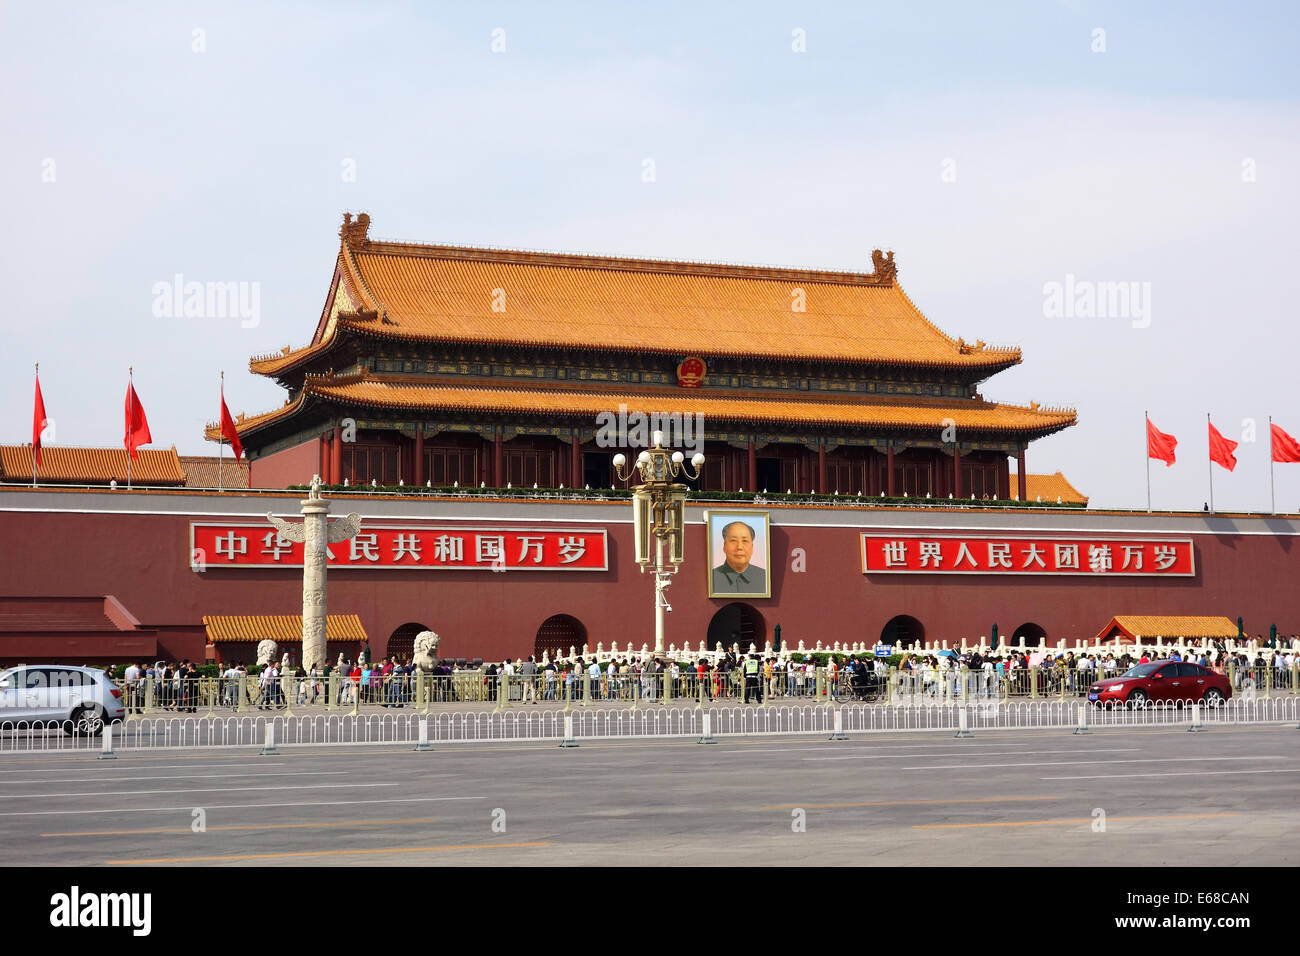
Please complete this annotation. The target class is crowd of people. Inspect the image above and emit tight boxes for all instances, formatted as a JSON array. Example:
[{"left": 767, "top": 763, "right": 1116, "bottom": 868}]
[{"left": 98, "top": 641, "right": 1297, "bottom": 712}]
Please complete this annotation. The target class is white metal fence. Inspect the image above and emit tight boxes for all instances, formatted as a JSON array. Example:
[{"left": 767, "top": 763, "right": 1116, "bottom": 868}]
[{"left": 2, "top": 696, "right": 1297, "bottom": 753}]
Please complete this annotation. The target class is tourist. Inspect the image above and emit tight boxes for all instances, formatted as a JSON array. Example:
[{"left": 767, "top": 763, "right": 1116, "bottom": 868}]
[
  {"left": 520, "top": 656, "right": 538, "bottom": 704},
  {"left": 123, "top": 661, "right": 141, "bottom": 714},
  {"left": 221, "top": 661, "right": 240, "bottom": 709},
  {"left": 543, "top": 659, "right": 557, "bottom": 700},
  {"left": 258, "top": 661, "right": 277, "bottom": 710}
]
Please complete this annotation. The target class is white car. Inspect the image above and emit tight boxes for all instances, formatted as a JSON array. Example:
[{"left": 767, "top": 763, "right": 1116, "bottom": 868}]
[{"left": 0, "top": 665, "right": 126, "bottom": 735}]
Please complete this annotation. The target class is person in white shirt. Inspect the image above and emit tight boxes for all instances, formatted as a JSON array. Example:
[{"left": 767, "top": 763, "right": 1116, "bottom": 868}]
[
  {"left": 123, "top": 662, "right": 141, "bottom": 713},
  {"left": 222, "top": 663, "right": 241, "bottom": 708},
  {"left": 260, "top": 663, "right": 280, "bottom": 709}
]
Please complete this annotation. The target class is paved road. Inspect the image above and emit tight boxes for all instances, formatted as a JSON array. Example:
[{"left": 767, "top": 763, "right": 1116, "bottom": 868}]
[{"left": 2, "top": 724, "right": 1296, "bottom": 866}]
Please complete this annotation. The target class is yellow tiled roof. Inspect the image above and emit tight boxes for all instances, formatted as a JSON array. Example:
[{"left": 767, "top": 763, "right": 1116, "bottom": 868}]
[
  {"left": 250, "top": 340, "right": 335, "bottom": 375},
  {"left": 209, "top": 373, "right": 1077, "bottom": 440},
  {"left": 343, "top": 247, "right": 1020, "bottom": 367},
  {"left": 1013, "top": 471, "right": 1088, "bottom": 505},
  {"left": 179, "top": 456, "right": 250, "bottom": 489},
  {"left": 202, "top": 614, "right": 368, "bottom": 644},
  {"left": 1096, "top": 616, "right": 1238, "bottom": 643},
  {"left": 2, "top": 445, "right": 186, "bottom": 485},
  {"left": 297, "top": 217, "right": 1022, "bottom": 369}
]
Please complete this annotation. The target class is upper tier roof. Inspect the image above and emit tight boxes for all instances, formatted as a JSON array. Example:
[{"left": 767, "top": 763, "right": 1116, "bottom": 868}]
[{"left": 258, "top": 212, "right": 1023, "bottom": 372}]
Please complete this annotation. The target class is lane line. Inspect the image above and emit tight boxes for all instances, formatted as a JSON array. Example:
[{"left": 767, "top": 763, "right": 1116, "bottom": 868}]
[
  {"left": 0, "top": 782, "right": 399, "bottom": 800},
  {"left": 6, "top": 771, "right": 352, "bottom": 784},
  {"left": 107, "top": 841, "right": 553, "bottom": 864},
  {"left": 0, "top": 795, "right": 485, "bottom": 817},
  {"left": 805, "top": 748, "right": 1139, "bottom": 762},
  {"left": 914, "top": 812, "right": 1240, "bottom": 830},
  {"left": 0, "top": 762, "right": 287, "bottom": 773},
  {"left": 762, "top": 795, "right": 1067, "bottom": 810},
  {"left": 901, "top": 756, "right": 1286, "bottom": 771},
  {"left": 43, "top": 818, "right": 439, "bottom": 837},
  {"left": 1043, "top": 769, "right": 1300, "bottom": 780}
]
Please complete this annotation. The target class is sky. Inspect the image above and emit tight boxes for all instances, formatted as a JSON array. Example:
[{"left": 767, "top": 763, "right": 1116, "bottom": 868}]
[{"left": 2, "top": 0, "right": 1299, "bottom": 511}]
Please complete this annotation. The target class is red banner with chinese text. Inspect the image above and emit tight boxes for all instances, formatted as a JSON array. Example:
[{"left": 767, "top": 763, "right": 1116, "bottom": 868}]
[
  {"left": 191, "top": 524, "right": 609, "bottom": 570},
  {"left": 861, "top": 534, "right": 1194, "bottom": 576}
]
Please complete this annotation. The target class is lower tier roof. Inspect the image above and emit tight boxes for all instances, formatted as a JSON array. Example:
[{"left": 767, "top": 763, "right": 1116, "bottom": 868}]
[{"left": 208, "top": 375, "right": 1077, "bottom": 443}]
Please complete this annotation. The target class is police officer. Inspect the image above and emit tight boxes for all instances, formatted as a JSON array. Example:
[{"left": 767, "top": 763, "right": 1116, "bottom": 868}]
[{"left": 743, "top": 654, "right": 762, "bottom": 703}]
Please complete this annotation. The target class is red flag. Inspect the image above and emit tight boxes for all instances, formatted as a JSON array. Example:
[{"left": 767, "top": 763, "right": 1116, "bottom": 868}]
[
  {"left": 33, "top": 374, "right": 48, "bottom": 468},
  {"left": 220, "top": 385, "right": 243, "bottom": 462},
  {"left": 1147, "top": 418, "right": 1177, "bottom": 466},
  {"left": 124, "top": 380, "right": 152, "bottom": 460},
  {"left": 1208, "top": 421, "right": 1238, "bottom": 472},
  {"left": 1271, "top": 423, "right": 1300, "bottom": 464}
]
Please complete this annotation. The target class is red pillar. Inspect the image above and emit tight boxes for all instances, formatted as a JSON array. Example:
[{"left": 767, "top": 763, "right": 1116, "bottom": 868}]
[
  {"left": 493, "top": 431, "right": 504, "bottom": 486},
  {"left": 886, "top": 445, "right": 896, "bottom": 496},
  {"left": 413, "top": 430, "right": 424, "bottom": 486},
  {"left": 747, "top": 440, "right": 757, "bottom": 491},
  {"left": 1017, "top": 445, "right": 1027, "bottom": 502},
  {"left": 953, "top": 446, "right": 963, "bottom": 499},
  {"left": 571, "top": 432, "right": 582, "bottom": 487},
  {"left": 320, "top": 434, "right": 329, "bottom": 482},
  {"left": 817, "top": 443, "right": 827, "bottom": 493},
  {"left": 330, "top": 429, "right": 343, "bottom": 485}
]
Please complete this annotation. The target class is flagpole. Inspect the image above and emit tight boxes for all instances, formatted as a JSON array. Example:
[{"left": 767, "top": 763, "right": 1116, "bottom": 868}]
[
  {"left": 1207, "top": 412, "right": 1214, "bottom": 514},
  {"left": 1269, "top": 415, "right": 1276, "bottom": 514},
  {"left": 219, "top": 371, "right": 224, "bottom": 492},
  {"left": 127, "top": 367, "right": 134, "bottom": 490},
  {"left": 1145, "top": 411, "right": 1152, "bottom": 513},
  {"left": 32, "top": 364, "right": 39, "bottom": 489}
]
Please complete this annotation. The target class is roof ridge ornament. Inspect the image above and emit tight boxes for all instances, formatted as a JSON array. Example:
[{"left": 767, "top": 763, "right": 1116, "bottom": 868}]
[
  {"left": 870, "top": 248, "right": 897, "bottom": 283},
  {"left": 340, "top": 212, "right": 371, "bottom": 249}
]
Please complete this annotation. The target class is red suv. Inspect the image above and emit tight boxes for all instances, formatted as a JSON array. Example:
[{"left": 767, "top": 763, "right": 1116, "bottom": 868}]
[{"left": 1088, "top": 660, "right": 1231, "bottom": 708}]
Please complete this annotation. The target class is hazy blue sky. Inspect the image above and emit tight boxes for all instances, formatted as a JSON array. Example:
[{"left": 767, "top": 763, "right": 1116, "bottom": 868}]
[{"left": 3, "top": 1, "right": 1299, "bottom": 510}]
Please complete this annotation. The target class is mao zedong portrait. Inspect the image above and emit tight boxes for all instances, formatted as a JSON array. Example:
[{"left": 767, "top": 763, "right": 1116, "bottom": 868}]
[{"left": 711, "top": 520, "right": 767, "bottom": 595}]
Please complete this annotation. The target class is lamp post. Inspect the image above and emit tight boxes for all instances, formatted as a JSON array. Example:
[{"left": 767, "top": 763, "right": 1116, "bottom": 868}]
[{"left": 613, "top": 431, "right": 705, "bottom": 656}]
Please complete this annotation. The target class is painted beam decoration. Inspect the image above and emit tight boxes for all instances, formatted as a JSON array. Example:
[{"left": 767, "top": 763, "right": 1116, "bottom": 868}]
[
  {"left": 191, "top": 524, "right": 608, "bottom": 570},
  {"left": 861, "top": 534, "right": 1194, "bottom": 576}
]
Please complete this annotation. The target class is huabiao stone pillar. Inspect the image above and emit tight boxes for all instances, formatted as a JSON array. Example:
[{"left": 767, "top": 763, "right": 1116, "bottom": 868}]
[{"left": 266, "top": 475, "right": 361, "bottom": 670}]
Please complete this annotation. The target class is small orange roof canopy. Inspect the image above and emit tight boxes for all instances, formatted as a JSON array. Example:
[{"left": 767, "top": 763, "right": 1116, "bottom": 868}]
[
  {"left": 202, "top": 614, "right": 368, "bottom": 644},
  {"left": 1093, "top": 616, "right": 1238, "bottom": 644}
]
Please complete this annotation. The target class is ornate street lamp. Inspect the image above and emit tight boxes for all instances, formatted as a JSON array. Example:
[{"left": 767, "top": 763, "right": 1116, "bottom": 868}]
[{"left": 613, "top": 431, "right": 705, "bottom": 656}]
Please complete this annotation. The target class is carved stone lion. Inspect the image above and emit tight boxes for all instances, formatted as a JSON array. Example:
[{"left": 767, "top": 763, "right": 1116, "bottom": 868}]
[
  {"left": 256, "top": 640, "right": 278, "bottom": 666},
  {"left": 413, "top": 631, "right": 442, "bottom": 673}
]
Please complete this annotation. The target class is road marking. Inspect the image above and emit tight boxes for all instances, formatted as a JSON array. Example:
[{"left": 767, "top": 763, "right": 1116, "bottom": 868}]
[
  {"left": 902, "top": 756, "right": 1286, "bottom": 771},
  {"left": 805, "top": 748, "right": 1139, "bottom": 762},
  {"left": 1043, "top": 769, "right": 1300, "bottom": 780},
  {"left": 762, "top": 796, "right": 1066, "bottom": 810},
  {"left": 0, "top": 782, "right": 399, "bottom": 800},
  {"left": 43, "top": 818, "right": 439, "bottom": 837},
  {"left": 107, "top": 841, "right": 553, "bottom": 864},
  {"left": 7, "top": 771, "right": 352, "bottom": 784},
  {"left": 0, "top": 762, "right": 287, "bottom": 773},
  {"left": 914, "top": 812, "right": 1240, "bottom": 830},
  {"left": 0, "top": 795, "right": 484, "bottom": 817}
]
